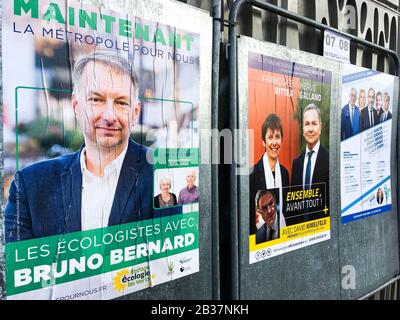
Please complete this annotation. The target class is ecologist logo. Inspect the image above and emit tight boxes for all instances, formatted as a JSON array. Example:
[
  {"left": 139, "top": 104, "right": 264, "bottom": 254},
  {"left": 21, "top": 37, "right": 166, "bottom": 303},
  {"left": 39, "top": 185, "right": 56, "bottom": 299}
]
[
  {"left": 113, "top": 269, "right": 129, "bottom": 292},
  {"left": 113, "top": 267, "right": 151, "bottom": 292}
]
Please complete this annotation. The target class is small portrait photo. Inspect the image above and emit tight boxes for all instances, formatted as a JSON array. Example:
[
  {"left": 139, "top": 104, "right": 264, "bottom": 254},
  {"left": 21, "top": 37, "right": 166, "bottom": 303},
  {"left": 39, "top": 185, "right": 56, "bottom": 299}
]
[
  {"left": 255, "top": 188, "right": 280, "bottom": 244},
  {"left": 376, "top": 188, "right": 384, "bottom": 205},
  {"left": 153, "top": 167, "right": 199, "bottom": 209}
]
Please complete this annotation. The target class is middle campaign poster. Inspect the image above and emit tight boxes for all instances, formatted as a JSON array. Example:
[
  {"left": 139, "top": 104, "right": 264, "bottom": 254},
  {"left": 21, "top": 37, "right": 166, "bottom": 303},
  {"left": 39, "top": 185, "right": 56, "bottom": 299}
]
[{"left": 247, "top": 52, "right": 332, "bottom": 264}]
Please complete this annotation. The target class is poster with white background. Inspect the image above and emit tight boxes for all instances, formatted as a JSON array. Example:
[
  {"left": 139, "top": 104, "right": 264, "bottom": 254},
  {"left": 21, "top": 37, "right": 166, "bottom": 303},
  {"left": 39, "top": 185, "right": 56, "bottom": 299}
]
[{"left": 340, "top": 64, "right": 394, "bottom": 223}]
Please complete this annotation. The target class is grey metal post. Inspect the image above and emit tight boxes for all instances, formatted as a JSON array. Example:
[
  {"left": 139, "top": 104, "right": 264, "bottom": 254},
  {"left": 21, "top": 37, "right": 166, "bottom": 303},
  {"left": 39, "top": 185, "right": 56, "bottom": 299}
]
[
  {"left": 212, "top": 0, "right": 222, "bottom": 300},
  {"left": 228, "top": 0, "right": 400, "bottom": 300}
]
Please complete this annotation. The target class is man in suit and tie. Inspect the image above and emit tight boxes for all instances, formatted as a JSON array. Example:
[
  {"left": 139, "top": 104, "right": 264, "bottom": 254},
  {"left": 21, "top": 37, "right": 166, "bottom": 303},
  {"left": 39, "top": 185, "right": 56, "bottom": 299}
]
[
  {"left": 256, "top": 189, "right": 280, "bottom": 244},
  {"left": 5, "top": 51, "right": 156, "bottom": 242},
  {"left": 380, "top": 92, "right": 392, "bottom": 122},
  {"left": 360, "top": 88, "right": 378, "bottom": 131},
  {"left": 341, "top": 88, "right": 360, "bottom": 140},
  {"left": 290, "top": 104, "right": 329, "bottom": 224}
]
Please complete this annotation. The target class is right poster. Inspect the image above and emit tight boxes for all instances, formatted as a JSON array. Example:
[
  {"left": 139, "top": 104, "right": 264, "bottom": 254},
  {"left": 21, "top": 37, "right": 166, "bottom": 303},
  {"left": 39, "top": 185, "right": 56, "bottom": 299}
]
[{"left": 340, "top": 64, "right": 394, "bottom": 224}]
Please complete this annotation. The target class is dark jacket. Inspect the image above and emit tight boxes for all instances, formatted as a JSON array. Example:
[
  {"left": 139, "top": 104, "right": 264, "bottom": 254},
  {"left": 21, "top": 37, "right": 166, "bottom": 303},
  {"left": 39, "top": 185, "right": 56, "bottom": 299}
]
[
  {"left": 154, "top": 193, "right": 178, "bottom": 208},
  {"left": 380, "top": 111, "right": 392, "bottom": 122},
  {"left": 5, "top": 139, "right": 154, "bottom": 242},
  {"left": 256, "top": 223, "right": 280, "bottom": 244},
  {"left": 360, "top": 106, "right": 378, "bottom": 131},
  {"left": 289, "top": 144, "right": 329, "bottom": 225}
]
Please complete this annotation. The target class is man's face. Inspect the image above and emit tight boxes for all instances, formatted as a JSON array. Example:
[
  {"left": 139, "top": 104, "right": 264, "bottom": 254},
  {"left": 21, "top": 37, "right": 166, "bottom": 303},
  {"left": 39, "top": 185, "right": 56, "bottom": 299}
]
[
  {"left": 263, "top": 128, "right": 282, "bottom": 162},
  {"left": 368, "top": 89, "right": 375, "bottom": 108},
  {"left": 303, "top": 109, "right": 322, "bottom": 150},
  {"left": 349, "top": 90, "right": 356, "bottom": 106},
  {"left": 376, "top": 95, "right": 382, "bottom": 111},
  {"left": 72, "top": 61, "right": 140, "bottom": 150},
  {"left": 258, "top": 192, "right": 276, "bottom": 229},
  {"left": 383, "top": 95, "right": 389, "bottom": 111},
  {"left": 186, "top": 171, "right": 196, "bottom": 187},
  {"left": 359, "top": 91, "right": 366, "bottom": 108}
]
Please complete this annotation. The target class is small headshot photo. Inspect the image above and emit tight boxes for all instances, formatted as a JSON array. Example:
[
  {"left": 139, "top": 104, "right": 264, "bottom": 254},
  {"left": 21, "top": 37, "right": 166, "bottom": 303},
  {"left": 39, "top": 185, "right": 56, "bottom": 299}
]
[
  {"left": 376, "top": 188, "right": 384, "bottom": 205},
  {"left": 154, "top": 176, "right": 178, "bottom": 209},
  {"left": 255, "top": 188, "right": 280, "bottom": 244},
  {"left": 153, "top": 167, "right": 199, "bottom": 210},
  {"left": 178, "top": 169, "right": 199, "bottom": 205}
]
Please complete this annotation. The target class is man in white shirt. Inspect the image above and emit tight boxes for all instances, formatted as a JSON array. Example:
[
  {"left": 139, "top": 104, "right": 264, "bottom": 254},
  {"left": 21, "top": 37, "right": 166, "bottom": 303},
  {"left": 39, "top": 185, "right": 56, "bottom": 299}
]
[
  {"left": 5, "top": 51, "right": 155, "bottom": 241},
  {"left": 290, "top": 104, "right": 329, "bottom": 224},
  {"left": 73, "top": 51, "right": 150, "bottom": 231}
]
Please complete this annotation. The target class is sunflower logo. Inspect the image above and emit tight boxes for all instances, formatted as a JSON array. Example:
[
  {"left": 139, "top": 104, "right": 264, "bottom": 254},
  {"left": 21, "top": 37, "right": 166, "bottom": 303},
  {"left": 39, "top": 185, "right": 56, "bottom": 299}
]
[{"left": 113, "top": 269, "right": 129, "bottom": 292}]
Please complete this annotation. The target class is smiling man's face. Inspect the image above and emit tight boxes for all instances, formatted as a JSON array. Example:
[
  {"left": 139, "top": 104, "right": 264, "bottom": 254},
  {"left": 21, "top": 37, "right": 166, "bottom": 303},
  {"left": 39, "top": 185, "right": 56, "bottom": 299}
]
[{"left": 73, "top": 61, "right": 140, "bottom": 150}]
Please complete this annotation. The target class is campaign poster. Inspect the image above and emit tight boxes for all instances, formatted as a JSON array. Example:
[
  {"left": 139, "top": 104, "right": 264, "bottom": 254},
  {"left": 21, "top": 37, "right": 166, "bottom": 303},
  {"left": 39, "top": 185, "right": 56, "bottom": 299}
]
[
  {"left": 340, "top": 64, "right": 394, "bottom": 223},
  {"left": 2, "top": 0, "right": 201, "bottom": 299},
  {"left": 248, "top": 53, "right": 331, "bottom": 264}
]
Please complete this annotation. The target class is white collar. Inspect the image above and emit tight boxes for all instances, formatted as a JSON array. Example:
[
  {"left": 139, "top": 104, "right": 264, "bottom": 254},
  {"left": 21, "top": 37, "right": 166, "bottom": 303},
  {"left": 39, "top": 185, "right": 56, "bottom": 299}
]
[
  {"left": 306, "top": 140, "right": 320, "bottom": 156},
  {"left": 262, "top": 153, "right": 282, "bottom": 188},
  {"left": 80, "top": 143, "right": 128, "bottom": 178}
]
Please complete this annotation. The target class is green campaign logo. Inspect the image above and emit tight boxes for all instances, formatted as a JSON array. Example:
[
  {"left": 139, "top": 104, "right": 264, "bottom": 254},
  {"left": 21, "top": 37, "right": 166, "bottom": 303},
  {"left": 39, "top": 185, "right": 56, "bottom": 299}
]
[{"left": 113, "top": 266, "right": 151, "bottom": 292}]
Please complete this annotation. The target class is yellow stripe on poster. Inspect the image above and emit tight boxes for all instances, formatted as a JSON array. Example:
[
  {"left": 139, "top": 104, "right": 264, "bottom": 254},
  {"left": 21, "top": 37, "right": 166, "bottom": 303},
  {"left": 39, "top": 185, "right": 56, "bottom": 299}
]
[{"left": 249, "top": 217, "right": 330, "bottom": 251}]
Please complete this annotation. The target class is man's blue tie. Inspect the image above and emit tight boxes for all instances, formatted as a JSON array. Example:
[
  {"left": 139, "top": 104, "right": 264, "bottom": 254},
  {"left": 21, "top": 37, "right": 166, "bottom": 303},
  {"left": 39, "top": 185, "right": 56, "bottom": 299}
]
[{"left": 304, "top": 150, "right": 314, "bottom": 190}]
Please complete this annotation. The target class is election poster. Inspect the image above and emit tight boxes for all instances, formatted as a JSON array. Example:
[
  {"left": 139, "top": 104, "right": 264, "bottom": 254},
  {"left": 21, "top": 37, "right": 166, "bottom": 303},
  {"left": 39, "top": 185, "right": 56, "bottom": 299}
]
[
  {"left": 248, "top": 53, "right": 331, "bottom": 264},
  {"left": 340, "top": 64, "right": 394, "bottom": 223},
  {"left": 2, "top": 0, "right": 204, "bottom": 299}
]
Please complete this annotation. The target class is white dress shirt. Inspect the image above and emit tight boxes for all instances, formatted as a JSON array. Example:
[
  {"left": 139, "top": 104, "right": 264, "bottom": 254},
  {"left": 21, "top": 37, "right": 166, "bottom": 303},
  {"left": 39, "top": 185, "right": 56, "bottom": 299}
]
[
  {"left": 302, "top": 140, "right": 320, "bottom": 189},
  {"left": 80, "top": 144, "right": 128, "bottom": 231}
]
